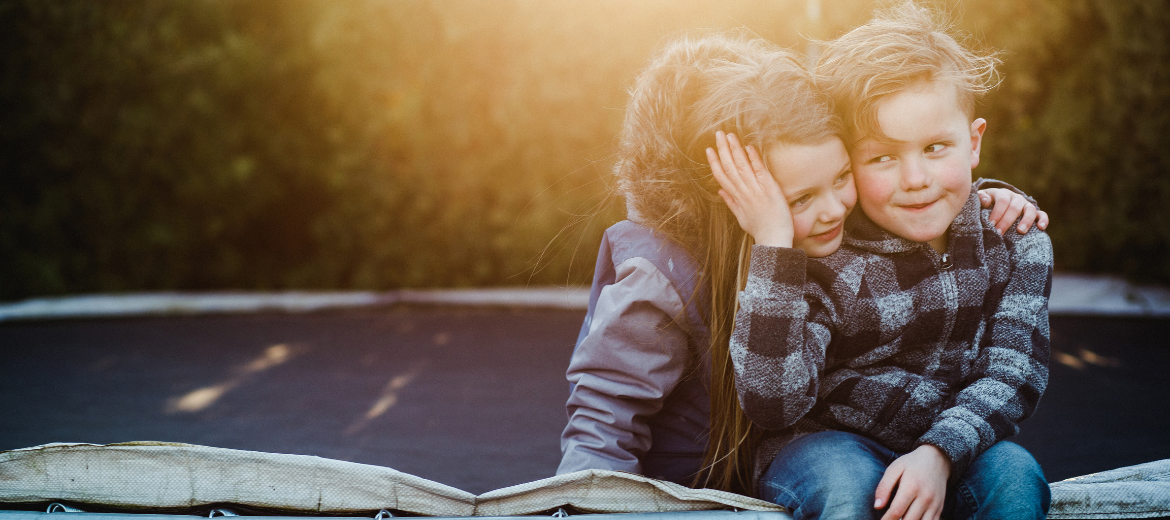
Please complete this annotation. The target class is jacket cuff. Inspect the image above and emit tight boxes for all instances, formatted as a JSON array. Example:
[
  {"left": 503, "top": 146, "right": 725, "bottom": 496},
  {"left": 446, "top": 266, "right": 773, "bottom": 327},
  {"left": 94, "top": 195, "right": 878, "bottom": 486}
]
[
  {"left": 743, "top": 245, "right": 807, "bottom": 301},
  {"left": 918, "top": 416, "right": 979, "bottom": 481}
]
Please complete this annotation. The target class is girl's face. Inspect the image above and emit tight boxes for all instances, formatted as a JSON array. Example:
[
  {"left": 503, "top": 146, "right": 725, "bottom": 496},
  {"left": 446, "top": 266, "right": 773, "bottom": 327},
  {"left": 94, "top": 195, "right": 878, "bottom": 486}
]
[{"left": 763, "top": 138, "right": 856, "bottom": 258}]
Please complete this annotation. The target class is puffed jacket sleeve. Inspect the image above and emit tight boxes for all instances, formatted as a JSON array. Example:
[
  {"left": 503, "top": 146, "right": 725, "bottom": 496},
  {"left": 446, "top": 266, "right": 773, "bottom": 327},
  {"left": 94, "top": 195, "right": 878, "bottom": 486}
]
[{"left": 557, "top": 256, "right": 692, "bottom": 475}]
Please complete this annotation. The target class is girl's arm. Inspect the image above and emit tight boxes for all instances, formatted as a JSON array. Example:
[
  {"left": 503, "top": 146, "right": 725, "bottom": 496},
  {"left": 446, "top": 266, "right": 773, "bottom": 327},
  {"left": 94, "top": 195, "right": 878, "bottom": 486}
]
[
  {"left": 728, "top": 245, "right": 840, "bottom": 430},
  {"left": 706, "top": 131, "right": 838, "bottom": 430},
  {"left": 975, "top": 179, "right": 1050, "bottom": 235},
  {"left": 558, "top": 256, "right": 692, "bottom": 476}
]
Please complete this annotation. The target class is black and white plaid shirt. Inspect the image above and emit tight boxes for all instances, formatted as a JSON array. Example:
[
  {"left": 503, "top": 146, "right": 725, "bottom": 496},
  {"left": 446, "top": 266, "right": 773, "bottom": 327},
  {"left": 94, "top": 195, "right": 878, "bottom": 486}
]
[{"left": 732, "top": 187, "right": 1053, "bottom": 484}]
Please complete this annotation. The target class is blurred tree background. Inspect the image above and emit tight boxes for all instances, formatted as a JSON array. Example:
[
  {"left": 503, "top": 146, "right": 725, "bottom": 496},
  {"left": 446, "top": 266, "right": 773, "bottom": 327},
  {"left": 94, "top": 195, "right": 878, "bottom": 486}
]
[{"left": 1, "top": 0, "right": 1167, "bottom": 301}]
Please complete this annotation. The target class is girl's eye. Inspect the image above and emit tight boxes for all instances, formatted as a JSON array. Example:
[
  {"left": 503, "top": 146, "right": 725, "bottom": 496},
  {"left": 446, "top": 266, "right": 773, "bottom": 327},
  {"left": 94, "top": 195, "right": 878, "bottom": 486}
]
[
  {"left": 869, "top": 155, "right": 893, "bottom": 164},
  {"left": 790, "top": 195, "right": 812, "bottom": 208},
  {"left": 835, "top": 170, "right": 852, "bottom": 186},
  {"left": 925, "top": 143, "right": 946, "bottom": 153}
]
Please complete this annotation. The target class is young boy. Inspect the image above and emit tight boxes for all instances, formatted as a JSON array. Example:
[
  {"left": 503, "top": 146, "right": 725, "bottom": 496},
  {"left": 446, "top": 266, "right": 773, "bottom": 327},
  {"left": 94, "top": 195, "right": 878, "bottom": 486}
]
[{"left": 722, "top": 4, "right": 1052, "bottom": 520}]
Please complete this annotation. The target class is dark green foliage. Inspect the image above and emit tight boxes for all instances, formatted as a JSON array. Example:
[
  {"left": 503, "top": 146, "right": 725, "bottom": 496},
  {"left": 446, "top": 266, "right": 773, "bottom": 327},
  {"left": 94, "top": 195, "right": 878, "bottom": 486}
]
[
  {"left": 967, "top": 0, "right": 1170, "bottom": 282},
  {"left": 1, "top": 1, "right": 362, "bottom": 295},
  {"left": 1, "top": 0, "right": 1167, "bottom": 300}
]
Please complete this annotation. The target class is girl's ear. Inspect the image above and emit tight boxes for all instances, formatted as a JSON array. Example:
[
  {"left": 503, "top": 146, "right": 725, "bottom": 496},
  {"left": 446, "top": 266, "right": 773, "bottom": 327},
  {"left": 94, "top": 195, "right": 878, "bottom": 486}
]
[{"left": 969, "top": 118, "right": 987, "bottom": 169}]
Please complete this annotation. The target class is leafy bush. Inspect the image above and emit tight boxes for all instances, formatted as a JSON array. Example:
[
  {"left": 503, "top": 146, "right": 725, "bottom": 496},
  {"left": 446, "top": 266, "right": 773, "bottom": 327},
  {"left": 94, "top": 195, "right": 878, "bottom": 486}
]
[
  {"left": 2, "top": 0, "right": 1167, "bottom": 300},
  {"left": 968, "top": 0, "right": 1170, "bottom": 282}
]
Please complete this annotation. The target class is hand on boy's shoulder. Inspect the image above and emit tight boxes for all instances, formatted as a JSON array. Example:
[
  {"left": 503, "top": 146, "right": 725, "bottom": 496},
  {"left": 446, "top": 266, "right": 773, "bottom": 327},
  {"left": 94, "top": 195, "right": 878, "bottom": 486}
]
[
  {"left": 874, "top": 444, "right": 951, "bottom": 520},
  {"left": 977, "top": 187, "right": 1049, "bottom": 236}
]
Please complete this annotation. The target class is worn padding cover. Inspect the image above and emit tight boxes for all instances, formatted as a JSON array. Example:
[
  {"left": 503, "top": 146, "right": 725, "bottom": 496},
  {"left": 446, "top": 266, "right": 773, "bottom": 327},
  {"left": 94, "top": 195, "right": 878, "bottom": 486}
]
[
  {"left": 475, "top": 470, "right": 783, "bottom": 516},
  {"left": 0, "top": 442, "right": 786, "bottom": 516},
  {"left": 1048, "top": 459, "right": 1170, "bottom": 519},
  {"left": 0, "top": 442, "right": 477, "bottom": 516}
]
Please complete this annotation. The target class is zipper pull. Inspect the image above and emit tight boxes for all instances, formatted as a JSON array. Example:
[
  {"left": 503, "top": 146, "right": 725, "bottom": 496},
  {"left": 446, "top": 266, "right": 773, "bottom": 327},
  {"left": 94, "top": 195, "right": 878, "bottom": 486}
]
[{"left": 940, "top": 253, "right": 953, "bottom": 270}]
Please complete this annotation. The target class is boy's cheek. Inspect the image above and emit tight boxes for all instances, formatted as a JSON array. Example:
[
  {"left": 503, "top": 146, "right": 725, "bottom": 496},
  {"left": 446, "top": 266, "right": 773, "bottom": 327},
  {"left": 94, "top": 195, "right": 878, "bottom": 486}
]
[
  {"left": 851, "top": 169, "right": 892, "bottom": 211},
  {"left": 941, "top": 162, "right": 975, "bottom": 195}
]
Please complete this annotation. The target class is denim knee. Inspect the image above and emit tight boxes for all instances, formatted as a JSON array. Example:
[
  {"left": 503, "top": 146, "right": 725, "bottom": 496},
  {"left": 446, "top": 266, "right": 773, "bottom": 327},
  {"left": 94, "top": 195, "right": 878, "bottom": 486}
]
[
  {"left": 948, "top": 441, "right": 1049, "bottom": 520},
  {"left": 760, "top": 431, "right": 891, "bottom": 520}
]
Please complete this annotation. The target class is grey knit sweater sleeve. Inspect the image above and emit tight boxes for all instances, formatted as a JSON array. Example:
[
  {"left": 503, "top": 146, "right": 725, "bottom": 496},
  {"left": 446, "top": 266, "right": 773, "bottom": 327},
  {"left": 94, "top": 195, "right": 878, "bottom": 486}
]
[
  {"left": 917, "top": 225, "right": 1053, "bottom": 474},
  {"left": 729, "top": 246, "right": 835, "bottom": 430}
]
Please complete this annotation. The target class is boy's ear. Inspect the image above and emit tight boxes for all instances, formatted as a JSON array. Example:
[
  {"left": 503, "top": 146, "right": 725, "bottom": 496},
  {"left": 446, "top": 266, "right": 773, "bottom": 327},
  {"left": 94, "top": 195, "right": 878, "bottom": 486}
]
[{"left": 969, "top": 118, "right": 987, "bottom": 169}]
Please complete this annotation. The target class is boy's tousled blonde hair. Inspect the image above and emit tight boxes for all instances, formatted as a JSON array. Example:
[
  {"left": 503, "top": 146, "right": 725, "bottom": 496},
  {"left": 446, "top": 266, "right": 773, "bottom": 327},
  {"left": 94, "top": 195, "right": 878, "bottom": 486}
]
[
  {"left": 816, "top": 1, "right": 1000, "bottom": 142},
  {"left": 615, "top": 31, "right": 840, "bottom": 493}
]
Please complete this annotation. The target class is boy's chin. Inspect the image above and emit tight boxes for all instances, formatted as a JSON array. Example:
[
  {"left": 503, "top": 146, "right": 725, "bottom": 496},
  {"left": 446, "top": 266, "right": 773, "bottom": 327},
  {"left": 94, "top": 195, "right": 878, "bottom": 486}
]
[
  {"left": 892, "top": 224, "right": 950, "bottom": 245},
  {"left": 879, "top": 205, "right": 963, "bottom": 246}
]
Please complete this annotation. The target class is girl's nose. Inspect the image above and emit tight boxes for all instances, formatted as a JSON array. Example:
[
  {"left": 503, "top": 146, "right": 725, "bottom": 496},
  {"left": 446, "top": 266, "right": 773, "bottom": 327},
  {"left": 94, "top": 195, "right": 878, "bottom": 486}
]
[{"left": 820, "top": 193, "right": 847, "bottom": 222}]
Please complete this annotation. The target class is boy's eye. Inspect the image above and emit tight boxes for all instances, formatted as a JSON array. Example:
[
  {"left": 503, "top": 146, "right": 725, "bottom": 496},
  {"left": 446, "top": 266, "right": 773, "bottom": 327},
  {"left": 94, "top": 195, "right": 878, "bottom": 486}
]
[
  {"left": 835, "top": 170, "right": 852, "bottom": 185},
  {"left": 925, "top": 143, "right": 947, "bottom": 153},
  {"left": 790, "top": 195, "right": 812, "bottom": 208},
  {"left": 868, "top": 155, "right": 893, "bottom": 164}
]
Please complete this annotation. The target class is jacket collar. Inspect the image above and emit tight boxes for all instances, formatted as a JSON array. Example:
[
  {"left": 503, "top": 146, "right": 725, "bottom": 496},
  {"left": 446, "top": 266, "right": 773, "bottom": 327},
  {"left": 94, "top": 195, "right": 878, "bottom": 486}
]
[{"left": 843, "top": 185, "right": 984, "bottom": 255}]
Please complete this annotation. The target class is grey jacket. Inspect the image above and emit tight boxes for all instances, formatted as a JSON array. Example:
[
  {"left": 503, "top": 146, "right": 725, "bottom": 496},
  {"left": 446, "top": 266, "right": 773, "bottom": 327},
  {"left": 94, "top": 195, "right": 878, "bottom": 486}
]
[
  {"left": 557, "top": 220, "right": 711, "bottom": 485},
  {"left": 732, "top": 187, "right": 1053, "bottom": 485}
]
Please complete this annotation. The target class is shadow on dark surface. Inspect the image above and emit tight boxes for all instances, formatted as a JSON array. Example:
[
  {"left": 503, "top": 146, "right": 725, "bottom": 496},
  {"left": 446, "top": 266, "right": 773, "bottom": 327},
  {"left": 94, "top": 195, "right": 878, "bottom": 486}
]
[
  {"left": 1, "top": 310, "right": 1167, "bottom": 492},
  {"left": 1015, "top": 316, "right": 1170, "bottom": 482},
  {"left": 0, "top": 308, "right": 580, "bottom": 494}
]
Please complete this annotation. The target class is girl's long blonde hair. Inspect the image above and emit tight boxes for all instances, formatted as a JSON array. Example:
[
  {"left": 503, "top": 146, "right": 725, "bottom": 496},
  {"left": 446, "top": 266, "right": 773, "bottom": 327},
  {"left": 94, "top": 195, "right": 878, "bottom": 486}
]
[{"left": 614, "top": 32, "right": 841, "bottom": 493}]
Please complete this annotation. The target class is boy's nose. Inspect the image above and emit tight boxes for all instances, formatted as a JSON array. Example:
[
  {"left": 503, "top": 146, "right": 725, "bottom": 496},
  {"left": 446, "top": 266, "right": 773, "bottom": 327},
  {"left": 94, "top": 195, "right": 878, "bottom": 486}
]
[{"left": 900, "top": 158, "right": 931, "bottom": 191}]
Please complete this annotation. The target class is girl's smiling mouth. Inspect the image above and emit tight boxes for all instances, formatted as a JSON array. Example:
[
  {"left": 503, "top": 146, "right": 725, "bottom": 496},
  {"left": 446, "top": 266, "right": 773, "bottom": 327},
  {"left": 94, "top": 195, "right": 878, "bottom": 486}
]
[{"left": 809, "top": 221, "right": 843, "bottom": 242}]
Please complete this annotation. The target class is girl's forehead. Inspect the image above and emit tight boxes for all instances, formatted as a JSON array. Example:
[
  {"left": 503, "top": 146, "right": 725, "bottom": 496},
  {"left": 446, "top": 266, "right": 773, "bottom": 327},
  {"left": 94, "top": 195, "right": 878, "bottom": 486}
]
[{"left": 764, "top": 139, "right": 850, "bottom": 190}]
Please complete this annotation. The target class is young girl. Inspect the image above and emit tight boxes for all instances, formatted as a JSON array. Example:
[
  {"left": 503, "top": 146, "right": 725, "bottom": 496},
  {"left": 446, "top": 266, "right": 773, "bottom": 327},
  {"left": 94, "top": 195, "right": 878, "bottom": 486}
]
[{"left": 556, "top": 32, "right": 1043, "bottom": 494}]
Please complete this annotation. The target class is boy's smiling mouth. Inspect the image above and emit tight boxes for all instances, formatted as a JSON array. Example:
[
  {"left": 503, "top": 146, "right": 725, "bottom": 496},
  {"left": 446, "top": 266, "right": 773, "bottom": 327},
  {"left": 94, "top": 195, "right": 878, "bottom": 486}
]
[{"left": 897, "top": 197, "right": 942, "bottom": 211}]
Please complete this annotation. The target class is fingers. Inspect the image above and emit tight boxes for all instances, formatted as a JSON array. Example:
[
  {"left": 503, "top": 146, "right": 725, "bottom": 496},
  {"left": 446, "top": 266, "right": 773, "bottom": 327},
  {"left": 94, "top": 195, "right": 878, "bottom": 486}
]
[
  {"left": 709, "top": 141, "right": 750, "bottom": 231},
  {"left": 1017, "top": 204, "right": 1038, "bottom": 233},
  {"left": 901, "top": 496, "right": 932, "bottom": 520},
  {"left": 999, "top": 195, "right": 1027, "bottom": 235},
  {"left": 882, "top": 492, "right": 943, "bottom": 520},
  {"left": 982, "top": 188, "right": 1049, "bottom": 235},
  {"left": 713, "top": 132, "right": 752, "bottom": 198},
  {"left": 985, "top": 189, "right": 1028, "bottom": 235},
  {"left": 911, "top": 493, "right": 946, "bottom": 520},
  {"left": 880, "top": 486, "right": 913, "bottom": 520},
  {"left": 725, "top": 133, "right": 759, "bottom": 190},
  {"left": 927, "top": 499, "right": 945, "bottom": 520},
  {"left": 985, "top": 189, "right": 1010, "bottom": 232},
  {"left": 707, "top": 147, "right": 735, "bottom": 195},
  {"left": 745, "top": 141, "right": 767, "bottom": 174},
  {"left": 744, "top": 143, "right": 783, "bottom": 197},
  {"left": 708, "top": 143, "right": 749, "bottom": 206},
  {"left": 717, "top": 189, "right": 741, "bottom": 217},
  {"left": 874, "top": 462, "right": 902, "bottom": 511}
]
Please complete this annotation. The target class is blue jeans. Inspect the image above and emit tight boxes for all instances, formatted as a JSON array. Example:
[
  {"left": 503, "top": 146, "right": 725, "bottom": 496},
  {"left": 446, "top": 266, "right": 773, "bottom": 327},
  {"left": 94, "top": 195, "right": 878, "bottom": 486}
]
[{"left": 759, "top": 431, "right": 1049, "bottom": 520}]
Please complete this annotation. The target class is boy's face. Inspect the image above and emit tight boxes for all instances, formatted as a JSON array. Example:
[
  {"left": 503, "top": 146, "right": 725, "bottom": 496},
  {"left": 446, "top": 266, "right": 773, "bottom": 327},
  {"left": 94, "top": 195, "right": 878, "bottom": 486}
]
[
  {"left": 764, "top": 138, "right": 856, "bottom": 258},
  {"left": 850, "top": 80, "right": 986, "bottom": 251}
]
